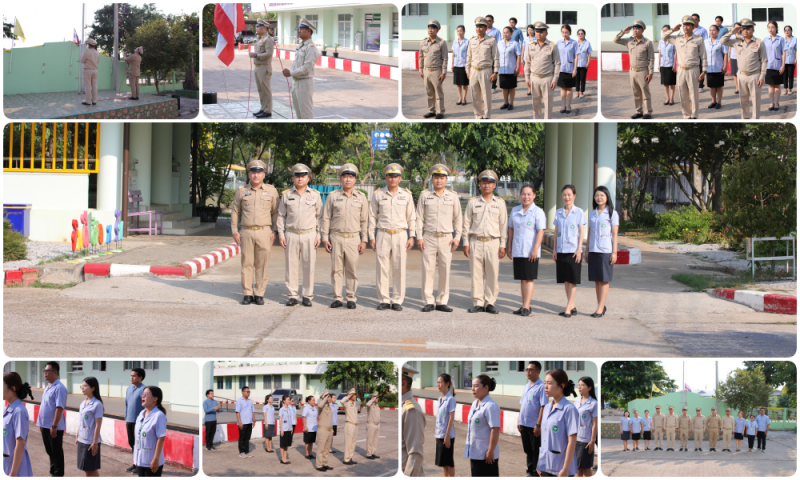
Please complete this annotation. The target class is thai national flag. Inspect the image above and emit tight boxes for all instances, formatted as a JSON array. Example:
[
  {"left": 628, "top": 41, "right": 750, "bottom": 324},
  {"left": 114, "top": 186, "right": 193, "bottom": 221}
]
[
  {"left": 73, "top": 29, "right": 80, "bottom": 45},
  {"left": 684, "top": 383, "right": 692, "bottom": 393},
  {"left": 214, "top": 3, "right": 245, "bottom": 66}
]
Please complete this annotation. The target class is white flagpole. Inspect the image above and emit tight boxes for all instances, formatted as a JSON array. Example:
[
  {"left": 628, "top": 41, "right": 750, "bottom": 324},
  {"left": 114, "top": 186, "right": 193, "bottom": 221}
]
[{"left": 80, "top": 4, "right": 85, "bottom": 93}]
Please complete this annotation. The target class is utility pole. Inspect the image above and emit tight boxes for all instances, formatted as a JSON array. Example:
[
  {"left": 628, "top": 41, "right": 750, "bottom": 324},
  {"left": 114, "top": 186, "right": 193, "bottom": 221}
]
[
  {"left": 715, "top": 361, "right": 719, "bottom": 410},
  {"left": 80, "top": 4, "right": 85, "bottom": 93},
  {"left": 113, "top": 3, "right": 119, "bottom": 92},
  {"left": 682, "top": 361, "right": 686, "bottom": 411}
]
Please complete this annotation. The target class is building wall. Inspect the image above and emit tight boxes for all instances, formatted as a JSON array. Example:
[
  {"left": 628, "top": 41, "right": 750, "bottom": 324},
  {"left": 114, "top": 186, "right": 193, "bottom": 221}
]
[
  {"left": 627, "top": 391, "right": 728, "bottom": 415},
  {"left": 212, "top": 361, "right": 340, "bottom": 402}
]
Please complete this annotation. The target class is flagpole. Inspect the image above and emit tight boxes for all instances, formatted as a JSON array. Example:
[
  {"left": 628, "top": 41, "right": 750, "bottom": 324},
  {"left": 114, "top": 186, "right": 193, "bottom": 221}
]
[{"left": 80, "top": 4, "right": 85, "bottom": 94}]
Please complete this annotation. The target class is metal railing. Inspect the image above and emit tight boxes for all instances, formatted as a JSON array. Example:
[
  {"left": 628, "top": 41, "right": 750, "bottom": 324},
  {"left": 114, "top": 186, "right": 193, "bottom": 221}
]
[
  {"left": 747, "top": 236, "right": 796, "bottom": 279},
  {"left": 4, "top": 123, "right": 100, "bottom": 173}
]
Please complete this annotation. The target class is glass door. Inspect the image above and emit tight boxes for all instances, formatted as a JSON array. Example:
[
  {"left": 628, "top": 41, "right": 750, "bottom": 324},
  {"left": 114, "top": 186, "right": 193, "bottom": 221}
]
[{"left": 338, "top": 14, "right": 352, "bottom": 48}]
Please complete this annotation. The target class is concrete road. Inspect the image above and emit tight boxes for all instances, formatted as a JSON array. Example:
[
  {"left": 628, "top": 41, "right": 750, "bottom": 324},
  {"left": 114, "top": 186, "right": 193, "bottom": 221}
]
[
  {"left": 202, "top": 47, "right": 398, "bottom": 120},
  {"left": 202, "top": 409, "right": 398, "bottom": 477},
  {"left": 600, "top": 71, "right": 796, "bottom": 120},
  {"left": 402, "top": 70, "right": 597, "bottom": 119},
  {"left": 601, "top": 431, "right": 797, "bottom": 477},
  {"left": 25, "top": 430, "right": 195, "bottom": 477},
  {"left": 4, "top": 238, "right": 795, "bottom": 358}
]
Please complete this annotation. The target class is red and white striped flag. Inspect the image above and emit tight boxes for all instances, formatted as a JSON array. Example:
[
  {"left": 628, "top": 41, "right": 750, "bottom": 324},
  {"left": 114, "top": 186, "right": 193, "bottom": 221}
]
[
  {"left": 214, "top": 3, "right": 245, "bottom": 66},
  {"left": 73, "top": 29, "right": 80, "bottom": 45}
]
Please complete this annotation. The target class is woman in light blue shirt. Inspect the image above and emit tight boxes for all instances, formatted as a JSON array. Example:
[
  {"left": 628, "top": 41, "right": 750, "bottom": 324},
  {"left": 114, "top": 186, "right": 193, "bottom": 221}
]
[
  {"left": 451, "top": 25, "right": 470, "bottom": 105},
  {"left": 3, "top": 372, "right": 34, "bottom": 477},
  {"left": 498, "top": 27, "right": 522, "bottom": 110},
  {"left": 734, "top": 410, "right": 746, "bottom": 452},
  {"left": 464, "top": 375, "right": 501, "bottom": 477},
  {"left": 553, "top": 185, "right": 585, "bottom": 317},
  {"left": 537, "top": 369, "right": 578, "bottom": 477},
  {"left": 575, "top": 29, "right": 592, "bottom": 98},
  {"left": 587, "top": 186, "right": 619, "bottom": 318},
  {"left": 133, "top": 387, "right": 167, "bottom": 477},
  {"left": 783, "top": 26, "right": 796, "bottom": 95},
  {"left": 279, "top": 396, "right": 294, "bottom": 464},
  {"left": 763, "top": 20, "right": 787, "bottom": 111},
  {"left": 574, "top": 377, "right": 597, "bottom": 477},
  {"left": 302, "top": 396, "right": 318, "bottom": 459},
  {"left": 630, "top": 410, "right": 643, "bottom": 451},
  {"left": 507, "top": 185, "right": 546, "bottom": 317},
  {"left": 262, "top": 395, "right": 275, "bottom": 453},
  {"left": 435, "top": 373, "right": 457, "bottom": 476},
  {"left": 619, "top": 411, "right": 631, "bottom": 451},
  {"left": 556, "top": 25, "right": 578, "bottom": 113},
  {"left": 642, "top": 410, "right": 652, "bottom": 450},
  {"left": 704, "top": 25, "right": 728, "bottom": 109},
  {"left": 659, "top": 25, "right": 677, "bottom": 105},
  {"left": 523, "top": 25, "right": 535, "bottom": 96},
  {"left": 77, "top": 377, "right": 104, "bottom": 476},
  {"left": 745, "top": 415, "right": 758, "bottom": 451}
]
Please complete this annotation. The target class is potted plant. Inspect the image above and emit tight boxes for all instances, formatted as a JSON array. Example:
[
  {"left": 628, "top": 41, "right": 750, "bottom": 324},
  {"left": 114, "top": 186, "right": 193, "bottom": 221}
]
[
  {"left": 333, "top": 43, "right": 340, "bottom": 58},
  {"left": 321, "top": 43, "right": 328, "bottom": 56}
]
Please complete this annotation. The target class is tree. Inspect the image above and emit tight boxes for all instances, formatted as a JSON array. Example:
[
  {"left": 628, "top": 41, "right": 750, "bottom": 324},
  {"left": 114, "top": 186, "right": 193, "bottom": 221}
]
[
  {"left": 89, "top": 3, "right": 160, "bottom": 57},
  {"left": 3, "top": 15, "right": 16, "bottom": 40},
  {"left": 320, "top": 362, "right": 397, "bottom": 399},
  {"left": 127, "top": 16, "right": 194, "bottom": 95},
  {"left": 201, "top": 3, "right": 217, "bottom": 46},
  {"left": 601, "top": 361, "right": 677, "bottom": 408},
  {"left": 744, "top": 361, "right": 797, "bottom": 408},
  {"left": 717, "top": 367, "right": 773, "bottom": 416},
  {"left": 169, "top": 12, "right": 200, "bottom": 90}
]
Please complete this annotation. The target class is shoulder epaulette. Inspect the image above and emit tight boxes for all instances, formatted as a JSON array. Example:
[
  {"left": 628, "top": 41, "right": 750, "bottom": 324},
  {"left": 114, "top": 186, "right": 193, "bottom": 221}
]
[
  {"left": 238, "top": 185, "right": 245, "bottom": 189},
  {"left": 404, "top": 400, "right": 415, "bottom": 411}
]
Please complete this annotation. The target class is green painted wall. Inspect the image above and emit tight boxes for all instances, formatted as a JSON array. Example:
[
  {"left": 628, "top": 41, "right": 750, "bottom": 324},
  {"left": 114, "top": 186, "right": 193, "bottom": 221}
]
[
  {"left": 627, "top": 391, "right": 728, "bottom": 415},
  {"left": 402, "top": 4, "right": 453, "bottom": 42}
]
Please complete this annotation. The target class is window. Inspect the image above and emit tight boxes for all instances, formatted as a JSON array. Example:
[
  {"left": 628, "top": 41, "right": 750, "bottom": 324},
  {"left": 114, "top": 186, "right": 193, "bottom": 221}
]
[
  {"left": 263, "top": 375, "right": 271, "bottom": 390},
  {"left": 124, "top": 361, "right": 141, "bottom": 370},
  {"left": 143, "top": 361, "right": 159, "bottom": 371},
  {"left": 752, "top": 7, "right": 783, "bottom": 22},
  {"left": 274, "top": 375, "right": 283, "bottom": 389},
  {"left": 437, "top": 361, "right": 448, "bottom": 375},
  {"left": 601, "top": 4, "right": 610, "bottom": 18},
  {"left": 545, "top": 361, "right": 564, "bottom": 370},
  {"left": 656, "top": 3, "right": 669, "bottom": 16},
  {"left": 217, "top": 377, "right": 224, "bottom": 389},
  {"left": 71, "top": 361, "right": 84, "bottom": 372},
  {"left": 451, "top": 3, "right": 464, "bottom": 16},
  {"left": 291, "top": 375, "right": 300, "bottom": 389},
  {"left": 238, "top": 376, "right": 246, "bottom": 389},
  {"left": 92, "top": 361, "right": 106, "bottom": 372},
  {"left": 393, "top": 12, "right": 399, "bottom": 39},
  {"left": 601, "top": 3, "right": 634, "bottom": 18},
  {"left": 546, "top": 11, "right": 578, "bottom": 26},
  {"left": 225, "top": 376, "right": 232, "bottom": 389},
  {"left": 510, "top": 361, "right": 529, "bottom": 372},
  {"left": 485, "top": 361, "right": 499, "bottom": 372},
  {"left": 402, "top": 4, "right": 429, "bottom": 17},
  {"left": 566, "top": 361, "right": 585, "bottom": 372},
  {"left": 248, "top": 376, "right": 256, "bottom": 388}
]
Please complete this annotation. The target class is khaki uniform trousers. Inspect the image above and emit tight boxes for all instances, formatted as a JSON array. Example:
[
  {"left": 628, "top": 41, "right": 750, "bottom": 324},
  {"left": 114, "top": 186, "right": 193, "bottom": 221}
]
[
  {"left": 84, "top": 69, "right": 98, "bottom": 104},
  {"left": 530, "top": 75, "right": 554, "bottom": 119},
  {"left": 240, "top": 228, "right": 272, "bottom": 296},
  {"left": 375, "top": 230, "right": 408, "bottom": 304},
  {"left": 130, "top": 75, "right": 140, "bottom": 98},
  {"left": 708, "top": 428, "right": 719, "bottom": 449},
  {"left": 471, "top": 69, "right": 492, "bottom": 119},
  {"left": 331, "top": 234, "right": 360, "bottom": 302},
  {"left": 254, "top": 65, "right": 273, "bottom": 114},
  {"left": 693, "top": 429, "right": 704, "bottom": 449},
  {"left": 424, "top": 68, "right": 445, "bottom": 114},
  {"left": 291, "top": 77, "right": 315, "bottom": 119},
  {"left": 722, "top": 429, "right": 733, "bottom": 449},
  {"left": 666, "top": 427, "right": 676, "bottom": 449},
  {"left": 630, "top": 69, "right": 653, "bottom": 114},
  {"left": 653, "top": 429, "right": 663, "bottom": 448},
  {"left": 677, "top": 66, "right": 700, "bottom": 118},
  {"left": 366, "top": 422, "right": 380, "bottom": 457},
  {"left": 737, "top": 73, "right": 762, "bottom": 119},
  {"left": 421, "top": 234, "right": 453, "bottom": 306},
  {"left": 344, "top": 423, "right": 358, "bottom": 462},
  {"left": 469, "top": 237, "right": 500, "bottom": 307},
  {"left": 679, "top": 429, "right": 689, "bottom": 449},
  {"left": 284, "top": 231, "right": 316, "bottom": 300},
  {"left": 316, "top": 428, "right": 333, "bottom": 467}
]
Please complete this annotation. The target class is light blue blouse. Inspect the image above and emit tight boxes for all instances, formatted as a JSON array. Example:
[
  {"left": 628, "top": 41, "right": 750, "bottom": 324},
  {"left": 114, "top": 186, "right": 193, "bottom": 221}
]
[
  {"left": 659, "top": 40, "right": 676, "bottom": 67},
  {"left": 785, "top": 36, "right": 797, "bottom": 64},
  {"left": 704, "top": 38, "right": 728, "bottom": 73},
  {"left": 763, "top": 35, "right": 786, "bottom": 70},
  {"left": 498, "top": 39, "right": 522, "bottom": 74},
  {"left": 452, "top": 38, "right": 469, "bottom": 68},
  {"left": 576, "top": 40, "right": 592, "bottom": 68},
  {"left": 557, "top": 38, "right": 578, "bottom": 73}
]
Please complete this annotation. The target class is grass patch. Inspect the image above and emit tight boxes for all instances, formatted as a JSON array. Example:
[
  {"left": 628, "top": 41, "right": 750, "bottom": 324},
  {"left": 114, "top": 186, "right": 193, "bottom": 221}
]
[
  {"left": 672, "top": 270, "right": 793, "bottom": 292},
  {"left": 5, "top": 281, "right": 78, "bottom": 289},
  {"left": 38, "top": 254, "right": 74, "bottom": 265}
]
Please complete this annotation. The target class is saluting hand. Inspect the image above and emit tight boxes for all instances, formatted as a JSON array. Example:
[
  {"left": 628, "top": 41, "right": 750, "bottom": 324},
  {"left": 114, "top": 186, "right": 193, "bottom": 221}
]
[
  {"left": 623, "top": 26, "right": 633, "bottom": 34},
  {"left": 673, "top": 24, "right": 682, "bottom": 32},
  {"left": 358, "top": 242, "right": 366, "bottom": 254},
  {"left": 323, "top": 241, "right": 332, "bottom": 253},
  {"left": 406, "top": 238, "right": 415, "bottom": 252},
  {"left": 233, "top": 233, "right": 241, "bottom": 245},
  {"left": 732, "top": 26, "right": 743, "bottom": 35}
]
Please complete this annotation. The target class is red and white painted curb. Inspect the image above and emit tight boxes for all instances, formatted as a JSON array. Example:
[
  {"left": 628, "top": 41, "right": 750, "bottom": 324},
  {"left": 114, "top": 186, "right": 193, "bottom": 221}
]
[
  {"left": 274, "top": 48, "right": 399, "bottom": 80},
  {"left": 83, "top": 243, "right": 241, "bottom": 279},
  {"left": 541, "top": 232, "right": 641, "bottom": 265},
  {"left": 183, "top": 243, "right": 240, "bottom": 277},
  {"left": 707, "top": 289, "right": 797, "bottom": 314},
  {"left": 414, "top": 397, "right": 520, "bottom": 437},
  {"left": 401, "top": 51, "right": 598, "bottom": 80},
  {"left": 3, "top": 267, "right": 38, "bottom": 285}
]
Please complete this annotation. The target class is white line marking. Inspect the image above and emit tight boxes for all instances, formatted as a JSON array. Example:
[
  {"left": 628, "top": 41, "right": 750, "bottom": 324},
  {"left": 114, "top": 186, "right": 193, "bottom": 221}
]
[{"left": 264, "top": 338, "right": 485, "bottom": 350}]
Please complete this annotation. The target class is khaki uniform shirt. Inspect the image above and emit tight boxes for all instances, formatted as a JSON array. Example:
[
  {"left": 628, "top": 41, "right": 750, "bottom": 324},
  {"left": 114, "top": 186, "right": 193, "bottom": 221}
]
[
  {"left": 416, "top": 189, "right": 462, "bottom": 242},
  {"left": 463, "top": 195, "right": 508, "bottom": 245},
  {"left": 290, "top": 38, "right": 319, "bottom": 79},
  {"left": 419, "top": 36, "right": 447, "bottom": 69},
  {"left": 80, "top": 49, "right": 100, "bottom": 70},
  {"left": 722, "top": 416, "right": 735, "bottom": 429},
  {"left": 678, "top": 415, "right": 692, "bottom": 430},
  {"left": 652, "top": 413, "right": 666, "bottom": 429},
  {"left": 402, "top": 391, "right": 426, "bottom": 477},
  {"left": 231, "top": 183, "right": 280, "bottom": 233},
  {"left": 253, "top": 35, "right": 276, "bottom": 70},
  {"left": 707, "top": 415, "right": 721, "bottom": 429},
  {"left": 692, "top": 415, "right": 706, "bottom": 429},
  {"left": 276, "top": 187, "right": 323, "bottom": 240},
  {"left": 320, "top": 189, "right": 369, "bottom": 242},
  {"left": 721, "top": 31, "right": 768, "bottom": 80},
  {"left": 466, "top": 35, "right": 499, "bottom": 73},
  {"left": 368, "top": 187, "right": 417, "bottom": 241},
  {"left": 124, "top": 52, "right": 142, "bottom": 75},
  {"left": 525, "top": 39, "right": 561, "bottom": 81},
  {"left": 661, "top": 32, "right": 708, "bottom": 71},
  {"left": 343, "top": 400, "right": 359, "bottom": 425},
  {"left": 666, "top": 413, "right": 679, "bottom": 428},
  {"left": 366, "top": 397, "right": 381, "bottom": 424},
  {"left": 317, "top": 401, "right": 334, "bottom": 429},
  {"left": 614, "top": 32, "right": 655, "bottom": 74}
]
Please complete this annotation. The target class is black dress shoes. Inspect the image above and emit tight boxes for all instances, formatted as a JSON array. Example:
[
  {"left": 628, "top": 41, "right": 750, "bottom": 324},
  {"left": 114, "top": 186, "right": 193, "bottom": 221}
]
[
  {"left": 330, "top": 300, "right": 343, "bottom": 308},
  {"left": 485, "top": 304, "right": 498, "bottom": 314},
  {"left": 631, "top": 113, "right": 644, "bottom": 119},
  {"left": 347, "top": 301, "right": 356, "bottom": 309},
  {"left": 391, "top": 303, "right": 403, "bottom": 311},
  {"left": 302, "top": 297, "right": 312, "bottom": 307},
  {"left": 468, "top": 306, "right": 485, "bottom": 313},
  {"left": 423, "top": 112, "right": 436, "bottom": 118},
  {"left": 377, "top": 303, "right": 390, "bottom": 310},
  {"left": 435, "top": 113, "right": 444, "bottom": 119},
  {"left": 421, "top": 304, "right": 435, "bottom": 312},
  {"left": 435, "top": 304, "right": 453, "bottom": 312},
  {"left": 254, "top": 296, "right": 265, "bottom": 305},
  {"left": 286, "top": 298, "right": 299, "bottom": 306},
  {"left": 242, "top": 295, "right": 254, "bottom": 305}
]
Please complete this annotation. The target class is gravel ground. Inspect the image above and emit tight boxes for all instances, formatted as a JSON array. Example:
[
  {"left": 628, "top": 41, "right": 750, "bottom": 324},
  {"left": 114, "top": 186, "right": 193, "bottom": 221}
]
[
  {"left": 749, "top": 280, "right": 798, "bottom": 294},
  {"left": 3, "top": 241, "right": 74, "bottom": 270},
  {"left": 654, "top": 241, "right": 749, "bottom": 270}
]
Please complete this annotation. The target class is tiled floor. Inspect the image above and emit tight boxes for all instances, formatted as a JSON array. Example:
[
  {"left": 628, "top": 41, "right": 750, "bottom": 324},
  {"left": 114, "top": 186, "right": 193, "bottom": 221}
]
[
  {"left": 3, "top": 90, "right": 176, "bottom": 119},
  {"left": 202, "top": 98, "right": 295, "bottom": 119}
]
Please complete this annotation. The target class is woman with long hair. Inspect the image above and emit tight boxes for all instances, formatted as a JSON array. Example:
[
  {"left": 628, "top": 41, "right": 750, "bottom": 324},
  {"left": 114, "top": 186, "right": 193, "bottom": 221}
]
[
  {"left": 734, "top": 410, "right": 747, "bottom": 452},
  {"left": 507, "top": 185, "right": 546, "bottom": 316},
  {"left": 452, "top": 25, "right": 470, "bottom": 105},
  {"left": 556, "top": 25, "right": 577, "bottom": 113},
  {"left": 434, "top": 374, "right": 457, "bottom": 477},
  {"left": 262, "top": 395, "right": 275, "bottom": 453},
  {"left": 763, "top": 20, "right": 786, "bottom": 111},
  {"left": 537, "top": 369, "right": 579, "bottom": 477},
  {"left": 498, "top": 27, "right": 522, "bottom": 110},
  {"left": 575, "top": 29, "right": 592, "bottom": 98},
  {"left": 587, "top": 186, "right": 619, "bottom": 317},
  {"left": 303, "top": 396, "right": 318, "bottom": 459},
  {"left": 464, "top": 375, "right": 500, "bottom": 476},
  {"left": 783, "top": 25, "right": 796, "bottom": 95},
  {"left": 523, "top": 25, "right": 536, "bottom": 96},
  {"left": 3, "top": 372, "right": 34, "bottom": 477},
  {"left": 133, "top": 386, "right": 167, "bottom": 477},
  {"left": 553, "top": 185, "right": 585, "bottom": 317},
  {"left": 279, "top": 395, "right": 294, "bottom": 464},
  {"left": 620, "top": 411, "right": 631, "bottom": 451},
  {"left": 574, "top": 377, "right": 597, "bottom": 477},
  {"left": 77, "top": 377, "right": 104, "bottom": 477}
]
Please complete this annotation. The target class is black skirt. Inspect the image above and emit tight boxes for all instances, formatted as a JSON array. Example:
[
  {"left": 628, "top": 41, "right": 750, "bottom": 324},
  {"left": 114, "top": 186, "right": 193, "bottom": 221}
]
[
  {"left": 766, "top": 69, "right": 783, "bottom": 85},
  {"left": 575, "top": 441, "right": 593, "bottom": 469},
  {"left": 469, "top": 458, "right": 499, "bottom": 477},
  {"left": 643, "top": 431, "right": 652, "bottom": 440},
  {"left": 280, "top": 430, "right": 294, "bottom": 448},
  {"left": 513, "top": 257, "right": 539, "bottom": 280},
  {"left": 620, "top": 431, "right": 630, "bottom": 440},
  {"left": 587, "top": 252, "right": 613, "bottom": 282},
  {"left": 304, "top": 431, "right": 317, "bottom": 444},
  {"left": 734, "top": 432, "right": 744, "bottom": 440},
  {"left": 499, "top": 73, "right": 518, "bottom": 89},
  {"left": 332, "top": 425, "right": 338, "bottom": 436},
  {"left": 435, "top": 437, "right": 455, "bottom": 467},
  {"left": 556, "top": 252, "right": 582, "bottom": 284},
  {"left": 77, "top": 442, "right": 101, "bottom": 472},
  {"left": 263, "top": 424, "right": 276, "bottom": 438},
  {"left": 453, "top": 66, "right": 469, "bottom": 86},
  {"left": 660, "top": 66, "right": 677, "bottom": 85},
  {"left": 706, "top": 72, "right": 725, "bottom": 88},
  {"left": 730, "top": 59, "right": 738, "bottom": 76},
  {"left": 631, "top": 432, "right": 641, "bottom": 440},
  {"left": 557, "top": 71, "right": 576, "bottom": 88}
]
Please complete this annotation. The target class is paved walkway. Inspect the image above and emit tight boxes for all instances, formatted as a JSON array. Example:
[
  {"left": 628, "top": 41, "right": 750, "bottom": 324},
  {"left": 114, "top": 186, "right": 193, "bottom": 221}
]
[
  {"left": 277, "top": 44, "right": 398, "bottom": 66},
  {"left": 3, "top": 90, "right": 178, "bottom": 119}
]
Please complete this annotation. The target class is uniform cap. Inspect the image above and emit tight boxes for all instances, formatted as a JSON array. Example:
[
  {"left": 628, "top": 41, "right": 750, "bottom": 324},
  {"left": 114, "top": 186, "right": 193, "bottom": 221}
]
[
  {"left": 739, "top": 18, "right": 756, "bottom": 28},
  {"left": 475, "top": 17, "right": 488, "bottom": 27},
  {"left": 402, "top": 364, "right": 419, "bottom": 377},
  {"left": 655, "top": 405, "right": 661, "bottom": 408},
  {"left": 86, "top": 38, "right": 97, "bottom": 46},
  {"left": 256, "top": 18, "right": 269, "bottom": 27},
  {"left": 289, "top": 163, "right": 311, "bottom": 175},
  {"left": 339, "top": 163, "right": 359, "bottom": 177},
  {"left": 682, "top": 407, "right": 688, "bottom": 410},
  {"left": 478, "top": 170, "right": 499, "bottom": 183},
  {"left": 533, "top": 21, "right": 549, "bottom": 31},
  {"left": 632, "top": 19, "right": 646, "bottom": 30},
  {"left": 247, "top": 160, "right": 267, "bottom": 171},
  {"left": 298, "top": 16, "right": 317, "bottom": 31},
  {"left": 346, "top": 388, "right": 356, "bottom": 396},
  {"left": 682, "top": 15, "right": 696, "bottom": 26},
  {"left": 430, "top": 163, "right": 451, "bottom": 176},
  {"left": 384, "top": 163, "right": 404, "bottom": 176},
  {"left": 427, "top": 19, "right": 441, "bottom": 29}
]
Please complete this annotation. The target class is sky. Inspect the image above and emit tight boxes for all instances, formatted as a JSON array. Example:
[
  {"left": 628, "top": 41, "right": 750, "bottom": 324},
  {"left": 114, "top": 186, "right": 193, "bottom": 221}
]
[
  {"left": 4, "top": 2, "right": 197, "bottom": 49},
  {"left": 659, "top": 360, "right": 747, "bottom": 393}
]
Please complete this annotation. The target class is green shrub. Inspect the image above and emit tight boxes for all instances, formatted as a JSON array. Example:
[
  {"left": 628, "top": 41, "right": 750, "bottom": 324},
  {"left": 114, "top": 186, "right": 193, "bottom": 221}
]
[
  {"left": 534, "top": 188, "right": 544, "bottom": 208},
  {"left": 219, "top": 188, "right": 236, "bottom": 208},
  {"left": 631, "top": 209, "right": 658, "bottom": 229},
  {"left": 657, "top": 206, "right": 715, "bottom": 244},
  {"left": 409, "top": 184, "right": 425, "bottom": 205},
  {"left": 3, "top": 218, "right": 28, "bottom": 263}
]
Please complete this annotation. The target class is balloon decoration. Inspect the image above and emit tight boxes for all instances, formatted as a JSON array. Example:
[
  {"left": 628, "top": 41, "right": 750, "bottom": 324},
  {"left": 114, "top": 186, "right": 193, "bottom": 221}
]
[
  {"left": 68, "top": 211, "right": 124, "bottom": 262},
  {"left": 71, "top": 220, "right": 79, "bottom": 254}
]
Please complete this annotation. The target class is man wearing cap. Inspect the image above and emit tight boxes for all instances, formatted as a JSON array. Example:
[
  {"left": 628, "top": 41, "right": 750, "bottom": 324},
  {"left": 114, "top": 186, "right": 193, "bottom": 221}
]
[
  {"left": 342, "top": 388, "right": 359, "bottom": 465},
  {"left": 276, "top": 163, "right": 323, "bottom": 307},
  {"left": 251, "top": 19, "right": 276, "bottom": 118},
  {"left": 401, "top": 364, "right": 425, "bottom": 476},
  {"left": 79, "top": 38, "right": 100, "bottom": 106},
  {"left": 124, "top": 46, "right": 142, "bottom": 100},
  {"left": 614, "top": 20, "right": 655, "bottom": 119},
  {"left": 678, "top": 407, "right": 691, "bottom": 451},
  {"left": 419, "top": 20, "right": 448, "bottom": 119},
  {"left": 692, "top": 407, "right": 706, "bottom": 451},
  {"left": 706, "top": 407, "right": 721, "bottom": 451},
  {"left": 652, "top": 405, "right": 666, "bottom": 450},
  {"left": 722, "top": 20, "right": 768, "bottom": 119},
  {"left": 321, "top": 163, "right": 369, "bottom": 309},
  {"left": 315, "top": 391, "right": 336, "bottom": 472},
  {"left": 663, "top": 16, "right": 708, "bottom": 119},
  {"left": 525, "top": 22, "right": 560, "bottom": 119},
  {"left": 231, "top": 160, "right": 280, "bottom": 305},
  {"left": 283, "top": 17, "right": 319, "bottom": 119},
  {"left": 467, "top": 17, "right": 499, "bottom": 119},
  {"left": 369, "top": 164, "right": 417, "bottom": 311},
  {"left": 365, "top": 390, "right": 382, "bottom": 460},
  {"left": 416, "top": 164, "right": 462, "bottom": 313},
  {"left": 463, "top": 170, "right": 508, "bottom": 314},
  {"left": 721, "top": 408, "right": 735, "bottom": 452},
  {"left": 665, "top": 405, "right": 678, "bottom": 451}
]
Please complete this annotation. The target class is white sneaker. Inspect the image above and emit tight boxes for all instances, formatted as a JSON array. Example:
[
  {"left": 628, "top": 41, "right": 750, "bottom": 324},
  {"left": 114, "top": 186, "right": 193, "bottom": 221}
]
[
  {"left": 239, "top": 453, "right": 247, "bottom": 458},
  {"left": 492, "top": 88, "right": 499, "bottom": 94},
  {"left": 699, "top": 87, "right": 705, "bottom": 93},
  {"left": 246, "top": 453, "right": 254, "bottom": 457}
]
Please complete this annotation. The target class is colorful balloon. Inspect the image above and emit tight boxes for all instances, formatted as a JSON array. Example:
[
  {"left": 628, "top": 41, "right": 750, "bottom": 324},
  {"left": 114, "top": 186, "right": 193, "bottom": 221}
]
[
  {"left": 71, "top": 219, "right": 79, "bottom": 252},
  {"left": 80, "top": 211, "right": 90, "bottom": 248},
  {"left": 105, "top": 225, "right": 112, "bottom": 245},
  {"left": 113, "top": 209, "right": 121, "bottom": 242},
  {"left": 90, "top": 216, "right": 99, "bottom": 247}
]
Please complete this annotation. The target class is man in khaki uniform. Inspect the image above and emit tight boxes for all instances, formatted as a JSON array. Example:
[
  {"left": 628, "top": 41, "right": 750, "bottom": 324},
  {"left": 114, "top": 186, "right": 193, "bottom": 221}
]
[
  {"left": 678, "top": 407, "right": 691, "bottom": 451},
  {"left": 524, "top": 22, "right": 560, "bottom": 119},
  {"left": 282, "top": 17, "right": 319, "bottom": 119},
  {"left": 721, "top": 408, "right": 735, "bottom": 452},
  {"left": 320, "top": 163, "right": 369, "bottom": 309},
  {"left": 665, "top": 406, "right": 678, "bottom": 451},
  {"left": 466, "top": 17, "right": 499, "bottom": 119},
  {"left": 342, "top": 388, "right": 359, "bottom": 465},
  {"left": 419, "top": 19, "right": 447, "bottom": 119},
  {"left": 692, "top": 408, "right": 706, "bottom": 451},
  {"left": 276, "top": 163, "right": 323, "bottom": 307},
  {"left": 417, "top": 164, "right": 462, "bottom": 313},
  {"left": 315, "top": 391, "right": 336, "bottom": 472},
  {"left": 79, "top": 38, "right": 100, "bottom": 105},
  {"left": 401, "top": 364, "right": 425, "bottom": 477},
  {"left": 365, "top": 391, "right": 382, "bottom": 459},
  {"left": 614, "top": 20, "right": 655, "bottom": 119},
  {"left": 722, "top": 20, "right": 768, "bottom": 119},
  {"left": 124, "top": 46, "right": 142, "bottom": 100},
  {"left": 652, "top": 405, "right": 666, "bottom": 450},
  {"left": 463, "top": 170, "right": 508, "bottom": 314},
  {"left": 251, "top": 19, "right": 275, "bottom": 118},
  {"left": 369, "top": 164, "right": 417, "bottom": 311},
  {"left": 231, "top": 160, "right": 279, "bottom": 305},
  {"left": 706, "top": 407, "right": 721, "bottom": 451},
  {"left": 662, "top": 16, "right": 708, "bottom": 119}
]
